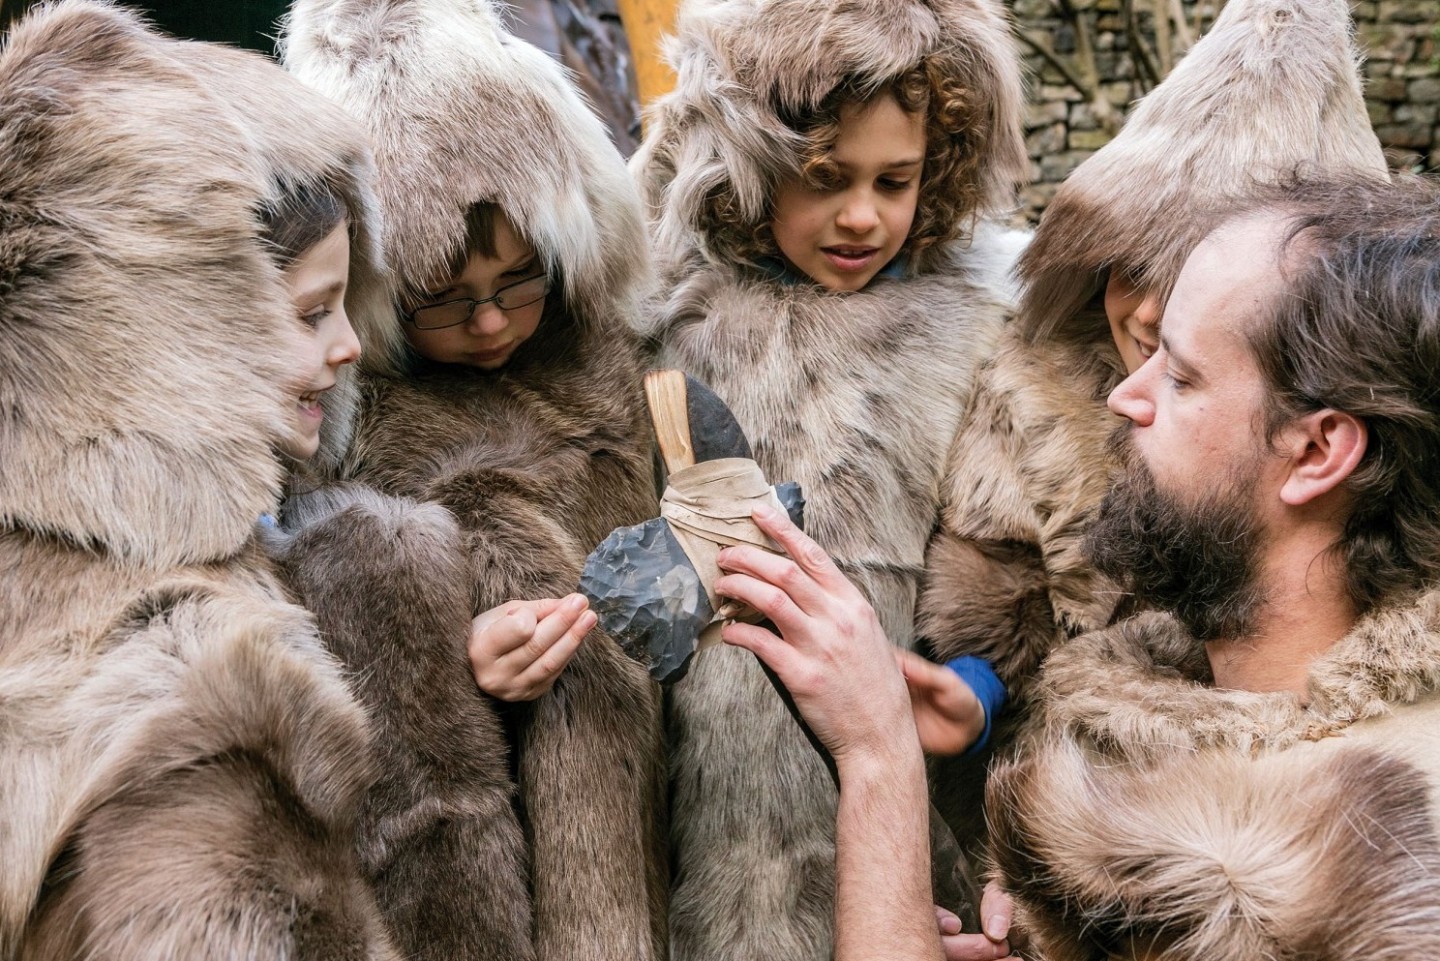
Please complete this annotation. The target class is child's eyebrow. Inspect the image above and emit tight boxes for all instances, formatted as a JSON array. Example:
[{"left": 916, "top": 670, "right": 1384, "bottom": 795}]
[
  {"left": 835, "top": 156, "right": 924, "bottom": 172},
  {"left": 294, "top": 278, "right": 346, "bottom": 303}
]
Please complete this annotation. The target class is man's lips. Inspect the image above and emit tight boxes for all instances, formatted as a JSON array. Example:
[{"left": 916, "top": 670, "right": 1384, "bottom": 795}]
[{"left": 821, "top": 246, "right": 880, "bottom": 272}]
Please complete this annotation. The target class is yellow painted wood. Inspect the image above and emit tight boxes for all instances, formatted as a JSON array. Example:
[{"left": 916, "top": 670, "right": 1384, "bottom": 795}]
[{"left": 617, "top": 0, "right": 679, "bottom": 115}]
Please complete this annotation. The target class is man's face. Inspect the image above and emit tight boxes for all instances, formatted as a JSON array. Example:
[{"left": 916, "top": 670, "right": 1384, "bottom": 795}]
[{"left": 1087, "top": 214, "right": 1294, "bottom": 639}]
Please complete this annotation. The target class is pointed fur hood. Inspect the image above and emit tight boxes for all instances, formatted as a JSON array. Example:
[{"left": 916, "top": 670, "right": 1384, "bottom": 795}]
[
  {"left": 0, "top": 0, "right": 384, "bottom": 569},
  {"left": 280, "top": 0, "right": 650, "bottom": 377},
  {"left": 1018, "top": 0, "right": 1389, "bottom": 343},
  {"left": 633, "top": 0, "right": 1028, "bottom": 275}
]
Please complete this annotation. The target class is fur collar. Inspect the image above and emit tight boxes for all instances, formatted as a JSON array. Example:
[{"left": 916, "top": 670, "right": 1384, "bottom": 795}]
[{"left": 1035, "top": 587, "right": 1440, "bottom": 760}]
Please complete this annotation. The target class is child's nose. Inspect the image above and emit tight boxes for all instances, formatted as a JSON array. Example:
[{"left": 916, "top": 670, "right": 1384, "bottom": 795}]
[
  {"left": 835, "top": 191, "right": 879, "bottom": 235},
  {"left": 328, "top": 310, "right": 362, "bottom": 368},
  {"left": 467, "top": 300, "right": 509, "bottom": 336}
]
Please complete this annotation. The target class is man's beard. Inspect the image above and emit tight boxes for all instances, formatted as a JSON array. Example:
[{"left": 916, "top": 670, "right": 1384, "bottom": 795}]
[{"left": 1083, "top": 428, "right": 1267, "bottom": 643}]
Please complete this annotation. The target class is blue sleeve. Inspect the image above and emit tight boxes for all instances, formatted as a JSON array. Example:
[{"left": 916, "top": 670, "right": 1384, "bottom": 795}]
[{"left": 943, "top": 655, "right": 1007, "bottom": 755}]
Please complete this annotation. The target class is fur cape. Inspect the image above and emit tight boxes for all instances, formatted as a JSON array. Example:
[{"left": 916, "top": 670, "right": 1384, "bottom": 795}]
[
  {"left": 632, "top": 1, "right": 1028, "bottom": 956},
  {"left": 0, "top": 3, "right": 397, "bottom": 958},
  {"left": 280, "top": 3, "right": 667, "bottom": 959},
  {"left": 989, "top": 591, "right": 1440, "bottom": 959},
  {"left": 917, "top": 0, "right": 1390, "bottom": 861}
]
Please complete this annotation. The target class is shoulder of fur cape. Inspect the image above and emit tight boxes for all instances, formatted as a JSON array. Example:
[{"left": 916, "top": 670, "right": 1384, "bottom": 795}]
[
  {"left": 634, "top": 0, "right": 1028, "bottom": 274},
  {"left": 0, "top": 544, "right": 378, "bottom": 950},
  {"left": 1030, "top": 587, "right": 1440, "bottom": 760},
  {"left": 933, "top": 326, "right": 1127, "bottom": 641},
  {"left": 988, "top": 718, "right": 1440, "bottom": 961}
]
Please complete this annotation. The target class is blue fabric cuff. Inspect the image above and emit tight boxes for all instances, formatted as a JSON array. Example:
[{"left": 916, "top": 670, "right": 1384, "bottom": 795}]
[{"left": 943, "top": 656, "right": 1007, "bottom": 755}]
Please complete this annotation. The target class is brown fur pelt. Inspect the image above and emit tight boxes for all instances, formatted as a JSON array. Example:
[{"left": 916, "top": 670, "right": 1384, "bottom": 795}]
[
  {"left": 917, "top": 321, "right": 1129, "bottom": 858},
  {"left": 282, "top": 2, "right": 668, "bottom": 958},
  {"left": 988, "top": 589, "right": 1440, "bottom": 959},
  {"left": 0, "top": 3, "right": 395, "bottom": 958},
  {"left": 271, "top": 486, "right": 535, "bottom": 961}
]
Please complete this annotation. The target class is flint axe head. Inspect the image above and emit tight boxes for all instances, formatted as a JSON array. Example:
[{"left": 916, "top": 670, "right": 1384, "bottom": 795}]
[{"left": 580, "top": 372, "right": 802, "bottom": 683}]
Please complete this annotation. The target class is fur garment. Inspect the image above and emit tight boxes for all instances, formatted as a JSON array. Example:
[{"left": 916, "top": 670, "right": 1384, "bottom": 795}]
[
  {"left": 633, "top": 1, "right": 1028, "bottom": 955},
  {"left": 281, "top": 3, "right": 667, "bottom": 958},
  {"left": 0, "top": 3, "right": 395, "bottom": 958},
  {"left": 918, "top": 0, "right": 1391, "bottom": 864},
  {"left": 989, "top": 592, "right": 1440, "bottom": 959}
]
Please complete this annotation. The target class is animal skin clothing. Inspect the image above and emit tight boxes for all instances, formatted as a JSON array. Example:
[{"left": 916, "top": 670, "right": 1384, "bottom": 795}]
[
  {"left": 281, "top": 2, "right": 667, "bottom": 957},
  {"left": 989, "top": 594, "right": 1440, "bottom": 959},
  {"left": 632, "top": 1, "right": 1031, "bottom": 954},
  {"left": 916, "top": 0, "right": 1391, "bottom": 864},
  {"left": 0, "top": 4, "right": 398, "bottom": 958}
]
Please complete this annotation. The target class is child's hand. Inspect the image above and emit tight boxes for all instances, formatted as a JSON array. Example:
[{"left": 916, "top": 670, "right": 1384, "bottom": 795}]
[
  {"left": 469, "top": 594, "right": 596, "bottom": 701},
  {"left": 934, "top": 883, "right": 1019, "bottom": 960},
  {"left": 895, "top": 649, "right": 986, "bottom": 756}
]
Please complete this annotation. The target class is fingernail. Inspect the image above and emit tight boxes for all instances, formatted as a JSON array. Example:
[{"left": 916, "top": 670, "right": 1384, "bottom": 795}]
[
  {"left": 938, "top": 915, "right": 960, "bottom": 935},
  {"left": 986, "top": 914, "right": 1009, "bottom": 940},
  {"left": 752, "top": 503, "right": 776, "bottom": 520},
  {"left": 567, "top": 594, "right": 587, "bottom": 612}
]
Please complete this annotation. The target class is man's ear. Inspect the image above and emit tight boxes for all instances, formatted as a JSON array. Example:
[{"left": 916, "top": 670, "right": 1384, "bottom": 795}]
[{"left": 1279, "top": 409, "right": 1367, "bottom": 507}]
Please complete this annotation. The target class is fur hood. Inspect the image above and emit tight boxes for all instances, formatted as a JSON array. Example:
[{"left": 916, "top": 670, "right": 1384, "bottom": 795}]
[
  {"left": 633, "top": 0, "right": 1028, "bottom": 275},
  {"left": 280, "top": 0, "right": 650, "bottom": 377},
  {"left": 1018, "top": 0, "right": 1388, "bottom": 344},
  {"left": 0, "top": 0, "right": 385, "bottom": 568},
  {"left": 988, "top": 589, "right": 1440, "bottom": 959}
]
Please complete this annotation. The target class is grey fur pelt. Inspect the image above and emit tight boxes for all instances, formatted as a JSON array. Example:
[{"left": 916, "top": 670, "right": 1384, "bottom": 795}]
[
  {"left": 282, "top": 3, "right": 668, "bottom": 958},
  {"left": 632, "top": 0, "right": 1028, "bottom": 954},
  {"left": 0, "top": 3, "right": 395, "bottom": 958},
  {"left": 989, "top": 592, "right": 1440, "bottom": 959},
  {"left": 917, "top": 0, "right": 1392, "bottom": 865}
]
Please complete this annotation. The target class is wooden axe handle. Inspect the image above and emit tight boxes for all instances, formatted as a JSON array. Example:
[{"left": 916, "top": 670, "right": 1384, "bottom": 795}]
[{"left": 644, "top": 369, "right": 696, "bottom": 475}]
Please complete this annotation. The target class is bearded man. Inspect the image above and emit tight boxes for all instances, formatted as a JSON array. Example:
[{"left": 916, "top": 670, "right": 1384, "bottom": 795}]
[
  {"left": 719, "top": 174, "right": 1440, "bottom": 961},
  {"left": 983, "top": 176, "right": 1440, "bottom": 959}
]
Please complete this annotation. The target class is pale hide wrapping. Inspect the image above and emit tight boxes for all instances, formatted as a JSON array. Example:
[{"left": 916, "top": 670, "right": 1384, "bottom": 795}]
[{"left": 581, "top": 457, "right": 803, "bottom": 683}]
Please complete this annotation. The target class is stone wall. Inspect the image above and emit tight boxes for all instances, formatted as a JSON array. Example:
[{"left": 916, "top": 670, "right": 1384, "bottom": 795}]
[{"left": 1011, "top": 0, "right": 1439, "bottom": 223}]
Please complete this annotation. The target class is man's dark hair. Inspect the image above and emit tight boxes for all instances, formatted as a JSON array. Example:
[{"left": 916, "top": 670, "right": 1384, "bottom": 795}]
[{"left": 1247, "top": 174, "right": 1440, "bottom": 612}]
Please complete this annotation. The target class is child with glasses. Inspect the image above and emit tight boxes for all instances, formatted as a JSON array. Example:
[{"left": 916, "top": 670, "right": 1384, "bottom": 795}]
[{"left": 282, "top": 1, "right": 666, "bottom": 958}]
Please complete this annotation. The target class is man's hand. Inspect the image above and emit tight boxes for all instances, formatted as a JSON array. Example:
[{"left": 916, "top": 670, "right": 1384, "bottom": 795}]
[
  {"left": 897, "top": 649, "right": 987, "bottom": 756},
  {"left": 714, "top": 503, "right": 913, "bottom": 765},
  {"left": 936, "top": 884, "right": 1019, "bottom": 961},
  {"left": 468, "top": 594, "right": 595, "bottom": 701}
]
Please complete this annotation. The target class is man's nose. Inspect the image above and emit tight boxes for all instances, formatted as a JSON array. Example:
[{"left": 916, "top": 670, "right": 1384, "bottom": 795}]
[{"left": 1107, "top": 356, "right": 1157, "bottom": 427}]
